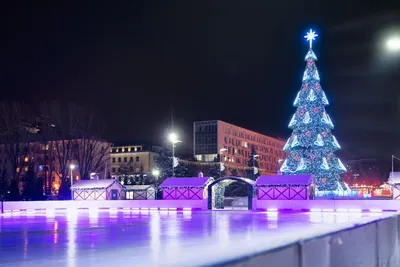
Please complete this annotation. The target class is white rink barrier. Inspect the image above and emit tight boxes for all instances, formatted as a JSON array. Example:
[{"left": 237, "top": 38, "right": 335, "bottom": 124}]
[
  {"left": 219, "top": 213, "right": 400, "bottom": 267},
  {"left": 1, "top": 200, "right": 208, "bottom": 213}
]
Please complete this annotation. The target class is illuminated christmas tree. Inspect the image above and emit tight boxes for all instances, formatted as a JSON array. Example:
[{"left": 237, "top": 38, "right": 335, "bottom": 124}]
[{"left": 280, "top": 29, "right": 347, "bottom": 191}]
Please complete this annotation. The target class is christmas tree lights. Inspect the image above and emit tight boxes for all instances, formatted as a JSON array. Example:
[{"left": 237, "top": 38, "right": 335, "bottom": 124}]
[{"left": 281, "top": 29, "right": 347, "bottom": 191}]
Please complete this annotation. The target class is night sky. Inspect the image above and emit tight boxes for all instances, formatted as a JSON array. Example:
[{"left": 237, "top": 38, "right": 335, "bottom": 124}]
[{"left": 2, "top": 2, "right": 400, "bottom": 164}]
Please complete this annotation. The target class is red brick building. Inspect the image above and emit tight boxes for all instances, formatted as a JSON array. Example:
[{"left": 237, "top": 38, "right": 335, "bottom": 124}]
[{"left": 193, "top": 120, "right": 286, "bottom": 176}]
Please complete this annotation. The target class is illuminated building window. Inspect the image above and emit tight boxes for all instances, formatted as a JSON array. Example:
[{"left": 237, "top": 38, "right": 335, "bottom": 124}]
[
  {"left": 24, "top": 167, "right": 28, "bottom": 172},
  {"left": 121, "top": 148, "right": 125, "bottom": 152},
  {"left": 24, "top": 157, "right": 29, "bottom": 162},
  {"left": 16, "top": 167, "right": 20, "bottom": 172}
]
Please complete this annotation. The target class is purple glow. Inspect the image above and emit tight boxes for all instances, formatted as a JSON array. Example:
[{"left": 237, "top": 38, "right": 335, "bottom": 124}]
[{"left": 0, "top": 210, "right": 389, "bottom": 266}]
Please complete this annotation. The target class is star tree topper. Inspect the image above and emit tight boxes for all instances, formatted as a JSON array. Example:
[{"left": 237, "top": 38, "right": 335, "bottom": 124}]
[{"left": 304, "top": 29, "right": 318, "bottom": 48}]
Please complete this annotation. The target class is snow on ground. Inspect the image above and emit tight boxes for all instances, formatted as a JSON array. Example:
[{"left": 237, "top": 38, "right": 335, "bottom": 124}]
[{"left": 0, "top": 210, "right": 394, "bottom": 267}]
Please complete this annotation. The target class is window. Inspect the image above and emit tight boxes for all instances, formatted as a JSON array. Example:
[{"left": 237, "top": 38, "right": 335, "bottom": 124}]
[
  {"left": 136, "top": 156, "right": 139, "bottom": 162},
  {"left": 130, "top": 157, "right": 133, "bottom": 162},
  {"left": 118, "top": 168, "right": 121, "bottom": 173},
  {"left": 24, "top": 167, "right": 28, "bottom": 172},
  {"left": 121, "top": 148, "right": 125, "bottom": 152},
  {"left": 130, "top": 167, "right": 133, "bottom": 171},
  {"left": 112, "top": 168, "right": 116, "bottom": 173},
  {"left": 112, "top": 149, "right": 116, "bottom": 153},
  {"left": 112, "top": 158, "right": 116, "bottom": 163},
  {"left": 16, "top": 167, "right": 20, "bottom": 173},
  {"left": 24, "top": 157, "right": 29, "bottom": 162},
  {"left": 124, "top": 157, "right": 127, "bottom": 162},
  {"left": 118, "top": 158, "right": 121, "bottom": 162}
]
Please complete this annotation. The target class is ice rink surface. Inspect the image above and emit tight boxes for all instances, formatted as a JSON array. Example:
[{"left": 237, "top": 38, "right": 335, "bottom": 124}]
[{"left": 0, "top": 209, "right": 390, "bottom": 267}]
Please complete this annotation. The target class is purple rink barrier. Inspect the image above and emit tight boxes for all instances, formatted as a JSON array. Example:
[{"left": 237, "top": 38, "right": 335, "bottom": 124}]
[
  {"left": 2, "top": 199, "right": 400, "bottom": 214},
  {"left": 254, "top": 199, "right": 400, "bottom": 212},
  {"left": 1, "top": 199, "right": 208, "bottom": 213}
]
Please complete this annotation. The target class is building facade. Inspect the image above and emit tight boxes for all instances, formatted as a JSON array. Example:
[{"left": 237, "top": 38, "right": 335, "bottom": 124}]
[
  {"left": 110, "top": 145, "right": 159, "bottom": 183},
  {"left": 0, "top": 139, "right": 111, "bottom": 196},
  {"left": 193, "top": 120, "right": 286, "bottom": 176}
]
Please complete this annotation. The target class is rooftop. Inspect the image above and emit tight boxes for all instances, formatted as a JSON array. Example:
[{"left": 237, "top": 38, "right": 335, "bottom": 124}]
[
  {"left": 71, "top": 179, "right": 121, "bottom": 189},
  {"left": 256, "top": 175, "right": 312, "bottom": 186},
  {"left": 159, "top": 177, "right": 213, "bottom": 188}
]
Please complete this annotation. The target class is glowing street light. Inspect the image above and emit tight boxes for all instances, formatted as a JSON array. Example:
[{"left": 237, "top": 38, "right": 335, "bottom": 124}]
[
  {"left": 69, "top": 164, "right": 76, "bottom": 200},
  {"left": 168, "top": 132, "right": 181, "bottom": 177},
  {"left": 152, "top": 169, "right": 160, "bottom": 177},
  {"left": 386, "top": 36, "right": 400, "bottom": 53}
]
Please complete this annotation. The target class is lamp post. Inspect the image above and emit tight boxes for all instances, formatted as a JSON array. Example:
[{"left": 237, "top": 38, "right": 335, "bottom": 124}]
[
  {"left": 219, "top": 148, "right": 227, "bottom": 178},
  {"left": 69, "top": 164, "right": 76, "bottom": 200},
  {"left": 168, "top": 132, "right": 181, "bottom": 177},
  {"left": 392, "top": 155, "right": 400, "bottom": 174}
]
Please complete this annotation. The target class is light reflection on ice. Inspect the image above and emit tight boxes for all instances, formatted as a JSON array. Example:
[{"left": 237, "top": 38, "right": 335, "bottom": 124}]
[{"left": 0, "top": 210, "right": 392, "bottom": 267}]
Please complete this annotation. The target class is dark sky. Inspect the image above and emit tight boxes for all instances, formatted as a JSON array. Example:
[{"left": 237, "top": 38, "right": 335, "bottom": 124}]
[{"left": 2, "top": 1, "right": 400, "bottom": 163}]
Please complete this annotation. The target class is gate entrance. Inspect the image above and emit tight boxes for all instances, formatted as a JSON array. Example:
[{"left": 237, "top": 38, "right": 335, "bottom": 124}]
[{"left": 207, "top": 176, "right": 255, "bottom": 210}]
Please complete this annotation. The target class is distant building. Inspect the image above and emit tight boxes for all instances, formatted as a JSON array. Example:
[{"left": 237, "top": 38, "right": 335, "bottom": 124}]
[
  {"left": 341, "top": 158, "right": 386, "bottom": 186},
  {"left": 193, "top": 120, "right": 286, "bottom": 176},
  {"left": 0, "top": 139, "right": 111, "bottom": 195},
  {"left": 110, "top": 144, "right": 160, "bottom": 182}
]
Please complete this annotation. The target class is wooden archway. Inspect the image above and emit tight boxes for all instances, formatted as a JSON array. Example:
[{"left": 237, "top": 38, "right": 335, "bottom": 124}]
[{"left": 207, "top": 176, "right": 255, "bottom": 210}]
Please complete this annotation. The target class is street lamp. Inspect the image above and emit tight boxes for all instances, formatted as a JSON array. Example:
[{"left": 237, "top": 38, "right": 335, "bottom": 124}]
[
  {"left": 69, "top": 164, "right": 76, "bottom": 200},
  {"left": 386, "top": 36, "right": 400, "bottom": 53},
  {"left": 152, "top": 169, "right": 160, "bottom": 177},
  {"left": 168, "top": 132, "right": 181, "bottom": 177},
  {"left": 219, "top": 148, "right": 227, "bottom": 178}
]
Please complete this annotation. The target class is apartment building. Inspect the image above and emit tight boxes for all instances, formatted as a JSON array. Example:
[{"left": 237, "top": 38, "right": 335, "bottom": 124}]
[
  {"left": 110, "top": 144, "right": 160, "bottom": 180},
  {"left": 193, "top": 120, "right": 286, "bottom": 175}
]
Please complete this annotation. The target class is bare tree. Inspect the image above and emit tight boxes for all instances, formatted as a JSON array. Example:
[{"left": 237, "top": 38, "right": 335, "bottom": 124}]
[
  {"left": 39, "top": 101, "right": 81, "bottom": 197},
  {"left": 0, "top": 102, "right": 33, "bottom": 185},
  {"left": 73, "top": 107, "right": 110, "bottom": 180}
]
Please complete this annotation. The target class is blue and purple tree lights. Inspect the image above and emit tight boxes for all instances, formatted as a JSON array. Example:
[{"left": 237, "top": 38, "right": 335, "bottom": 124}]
[{"left": 280, "top": 29, "right": 347, "bottom": 191}]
